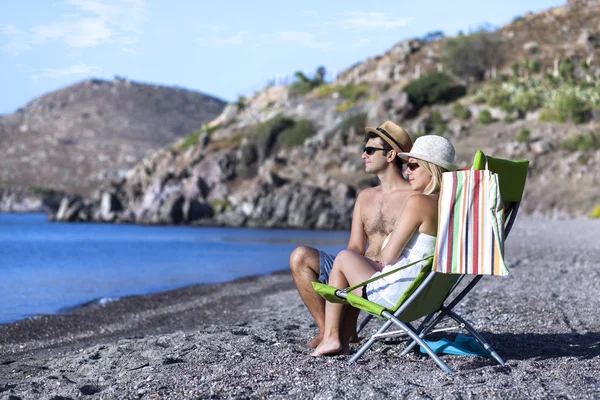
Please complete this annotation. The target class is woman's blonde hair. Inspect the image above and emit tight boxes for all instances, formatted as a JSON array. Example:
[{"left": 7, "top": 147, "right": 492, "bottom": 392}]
[{"left": 417, "top": 159, "right": 448, "bottom": 195}]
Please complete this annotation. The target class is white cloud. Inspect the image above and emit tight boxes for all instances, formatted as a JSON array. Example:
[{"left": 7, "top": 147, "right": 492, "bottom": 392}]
[
  {"left": 353, "top": 38, "right": 370, "bottom": 48},
  {"left": 31, "top": 63, "right": 101, "bottom": 80},
  {"left": 1, "top": 0, "right": 147, "bottom": 54},
  {"left": 313, "top": 11, "right": 414, "bottom": 32},
  {"left": 337, "top": 11, "right": 414, "bottom": 31},
  {"left": 66, "top": 0, "right": 147, "bottom": 33},
  {"left": 1, "top": 24, "right": 23, "bottom": 35},
  {"left": 213, "top": 31, "right": 247, "bottom": 46},
  {"left": 31, "top": 18, "right": 112, "bottom": 47},
  {"left": 275, "top": 31, "right": 333, "bottom": 50},
  {"left": 123, "top": 47, "right": 137, "bottom": 53}
]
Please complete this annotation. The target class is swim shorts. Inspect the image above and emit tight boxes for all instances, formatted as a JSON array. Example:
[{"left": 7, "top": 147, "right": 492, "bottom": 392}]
[{"left": 317, "top": 251, "right": 336, "bottom": 284}]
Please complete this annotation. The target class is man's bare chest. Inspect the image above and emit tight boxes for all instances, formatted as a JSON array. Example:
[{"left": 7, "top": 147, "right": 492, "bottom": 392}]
[{"left": 363, "top": 198, "right": 402, "bottom": 237}]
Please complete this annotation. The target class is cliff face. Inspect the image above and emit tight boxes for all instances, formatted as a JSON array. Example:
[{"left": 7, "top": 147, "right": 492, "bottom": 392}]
[
  {"left": 0, "top": 78, "right": 226, "bottom": 195},
  {"left": 49, "top": 82, "right": 600, "bottom": 227},
  {"left": 12, "top": 1, "right": 600, "bottom": 226}
]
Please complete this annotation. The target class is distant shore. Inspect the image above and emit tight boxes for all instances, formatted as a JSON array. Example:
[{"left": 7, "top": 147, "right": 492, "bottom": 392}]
[{"left": 1, "top": 218, "right": 600, "bottom": 399}]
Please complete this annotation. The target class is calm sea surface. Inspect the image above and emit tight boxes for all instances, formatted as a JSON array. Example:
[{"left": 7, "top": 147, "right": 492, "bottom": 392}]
[{"left": 0, "top": 213, "right": 349, "bottom": 325}]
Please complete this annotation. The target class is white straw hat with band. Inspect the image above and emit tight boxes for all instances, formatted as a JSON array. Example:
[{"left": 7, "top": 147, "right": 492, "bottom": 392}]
[{"left": 397, "top": 135, "right": 458, "bottom": 171}]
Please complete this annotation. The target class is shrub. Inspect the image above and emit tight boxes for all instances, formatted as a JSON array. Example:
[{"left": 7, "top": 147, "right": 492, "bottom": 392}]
[
  {"left": 30, "top": 186, "right": 54, "bottom": 195},
  {"left": 210, "top": 199, "right": 231, "bottom": 212},
  {"left": 516, "top": 128, "right": 531, "bottom": 143},
  {"left": 555, "top": 93, "right": 589, "bottom": 123},
  {"left": 527, "top": 59, "right": 541, "bottom": 74},
  {"left": 589, "top": 204, "right": 600, "bottom": 219},
  {"left": 339, "top": 83, "right": 371, "bottom": 102},
  {"left": 558, "top": 59, "right": 575, "bottom": 83},
  {"left": 277, "top": 119, "right": 315, "bottom": 148},
  {"left": 337, "top": 112, "right": 367, "bottom": 135},
  {"left": 252, "top": 116, "right": 295, "bottom": 152},
  {"left": 452, "top": 102, "right": 471, "bottom": 120},
  {"left": 477, "top": 109, "right": 493, "bottom": 124},
  {"left": 429, "top": 111, "right": 447, "bottom": 136},
  {"left": 484, "top": 86, "right": 510, "bottom": 107},
  {"left": 208, "top": 134, "right": 243, "bottom": 151},
  {"left": 313, "top": 84, "right": 340, "bottom": 98},
  {"left": 403, "top": 72, "right": 465, "bottom": 110},
  {"left": 335, "top": 100, "right": 356, "bottom": 113},
  {"left": 289, "top": 66, "right": 327, "bottom": 96},
  {"left": 365, "top": 93, "right": 378, "bottom": 102},
  {"left": 236, "top": 96, "right": 247, "bottom": 110},
  {"left": 538, "top": 108, "right": 555, "bottom": 122},
  {"left": 561, "top": 132, "right": 600, "bottom": 151},
  {"left": 511, "top": 61, "right": 520, "bottom": 78},
  {"left": 441, "top": 29, "right": 503, "bottom": 80},
  {"left": 237, "top": 115, "right": 316, "bottom": 175},
  {"left": 500, "top": 100, "right": 516, "bottom": 114},
  {"left": 180, "top": 125, "right": 218, "bottom": 151},
  {"left": 512, "top": 91, "right": 543, "bottom": 113},
  {"left": 420, "top": 30, "right": 445, "bottom": 43}
]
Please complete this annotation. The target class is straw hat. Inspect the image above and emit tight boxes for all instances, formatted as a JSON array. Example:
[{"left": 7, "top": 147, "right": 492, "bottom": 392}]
[
  {"left": 364, "top": 121, "right": 413, "bottom": 154},
  {"left": 397, "top": 135, "right": 457, "bottom": 171}
]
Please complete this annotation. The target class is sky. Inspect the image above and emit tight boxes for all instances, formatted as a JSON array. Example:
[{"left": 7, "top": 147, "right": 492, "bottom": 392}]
[{"left": 0, "top": 0, "right": 566, "bottom": 115}]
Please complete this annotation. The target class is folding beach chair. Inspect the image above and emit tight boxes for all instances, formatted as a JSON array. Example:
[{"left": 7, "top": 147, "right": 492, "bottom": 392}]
[{"left": 313, "top": 150, "right": 529, "bottom": 373}]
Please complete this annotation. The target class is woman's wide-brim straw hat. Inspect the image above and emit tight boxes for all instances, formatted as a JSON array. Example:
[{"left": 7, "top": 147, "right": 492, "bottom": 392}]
[
  {"left": 364, "top": 121, "right": 413, "bottom": 154},
  {"left": 398, "top": 135, "right": 458, "bottom": 171}
]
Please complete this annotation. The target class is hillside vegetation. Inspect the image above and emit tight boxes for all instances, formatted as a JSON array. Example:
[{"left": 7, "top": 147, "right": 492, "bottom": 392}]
[{"left": 11, "top": 0, "right": 600, "bottom": 225}]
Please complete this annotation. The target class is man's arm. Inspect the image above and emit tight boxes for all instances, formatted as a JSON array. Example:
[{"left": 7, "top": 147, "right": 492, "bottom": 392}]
[{"left": 347, "top": 191, "right": 367, "bottom": 255}]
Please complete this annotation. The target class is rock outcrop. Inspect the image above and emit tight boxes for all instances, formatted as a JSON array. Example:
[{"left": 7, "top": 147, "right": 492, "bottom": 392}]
[
  {"left": 0, "top": 188, "right": 68, "bottom": 213},
  {"left": 0, "top": 78, "right": 226, "bottom": 195}
]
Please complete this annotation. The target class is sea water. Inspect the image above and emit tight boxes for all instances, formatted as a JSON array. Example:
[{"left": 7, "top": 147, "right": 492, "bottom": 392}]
[{"left": 0, "top": 213, "right": 349, "bottom": 324}]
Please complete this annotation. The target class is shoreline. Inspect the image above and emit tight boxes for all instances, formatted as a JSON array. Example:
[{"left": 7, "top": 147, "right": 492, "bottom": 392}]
[
  {"left": 1, "top": 218, "right": 600, "bottom": 399},
  {"left": 0, "top": 269, "right": 295, "bottom": 358}
]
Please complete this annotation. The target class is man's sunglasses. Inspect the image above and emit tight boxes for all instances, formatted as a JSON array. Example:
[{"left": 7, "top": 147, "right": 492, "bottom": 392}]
[
  {"left": 406, "top": 162, "right": 420, "bottom": 171},
  {"left": 363, "top": 146, "right": 389, "bottom": 155}
]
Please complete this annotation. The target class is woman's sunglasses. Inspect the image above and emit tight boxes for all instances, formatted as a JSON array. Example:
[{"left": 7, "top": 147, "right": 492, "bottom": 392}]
[
  {"left": 406, "top": 162, "right": 420, "bottom": 171},
  {"left": 363, "top": 146, "right": 389, "bottom": 155}
]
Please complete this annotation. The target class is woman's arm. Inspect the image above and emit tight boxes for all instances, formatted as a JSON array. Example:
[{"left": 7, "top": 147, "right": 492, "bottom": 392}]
[{"left": 379, "top": 195, "right": 427, "bottom": 266}]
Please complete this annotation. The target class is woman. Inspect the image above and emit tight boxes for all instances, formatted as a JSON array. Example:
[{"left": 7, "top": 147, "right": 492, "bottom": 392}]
[{"left": 312, "top": 135, "right": 457, "bottom": 356}]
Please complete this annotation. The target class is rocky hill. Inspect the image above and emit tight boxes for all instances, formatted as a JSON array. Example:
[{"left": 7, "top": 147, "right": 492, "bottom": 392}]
[
  {"left": 0, "top": 78, "right": 226, "bottom": 196},
  {"left": 38, "top": 0, "right": 600, "bottom": 227},
  {"left": 336, "top": 0, "right": 600, "bottom": 87}
]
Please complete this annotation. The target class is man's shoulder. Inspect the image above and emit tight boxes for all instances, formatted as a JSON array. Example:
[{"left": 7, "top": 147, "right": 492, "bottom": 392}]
[{"left": 357, "top": 186, "right": 382, "bottom": 200}]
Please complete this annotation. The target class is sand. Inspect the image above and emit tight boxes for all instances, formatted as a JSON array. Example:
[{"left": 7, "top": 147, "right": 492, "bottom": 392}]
[{"left": 1, "top": 217, "right": 599, "bottom": 399}]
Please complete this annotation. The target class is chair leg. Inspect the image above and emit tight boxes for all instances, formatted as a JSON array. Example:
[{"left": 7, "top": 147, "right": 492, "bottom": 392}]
[
  {"left": 448, "top": 311, "right": 505, "bottom": 365},
  {"left": 401, "top": 310, "right": 448, "bottom": 356},
  {"left": 356, "top": 314, "right": 374, "bottom": 335},
  {"left": 384, "top": 312, "right": 454, "bottom": 374},
  {"left": 350, "top": 319, "right": 394, "bottom": 362}
]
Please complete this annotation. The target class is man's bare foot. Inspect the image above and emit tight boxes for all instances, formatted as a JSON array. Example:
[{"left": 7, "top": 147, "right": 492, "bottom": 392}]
[{"left": 311, "top": 339, "right": 343, "bottom": 356}]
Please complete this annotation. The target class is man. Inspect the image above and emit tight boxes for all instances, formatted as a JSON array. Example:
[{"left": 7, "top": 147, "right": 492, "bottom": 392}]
[{"left": 289, "top": 121, "right": 415, "bottom": 348}]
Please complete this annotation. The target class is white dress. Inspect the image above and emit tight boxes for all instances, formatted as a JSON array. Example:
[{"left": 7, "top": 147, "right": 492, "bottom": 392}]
[{"left": 365, "top": 232, "right": 436, "bottom": 309}]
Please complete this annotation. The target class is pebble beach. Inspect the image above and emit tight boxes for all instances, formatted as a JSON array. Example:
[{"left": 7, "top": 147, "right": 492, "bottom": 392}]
[{"left": 1, "top": 218, "right": 599, "bottom": 399}]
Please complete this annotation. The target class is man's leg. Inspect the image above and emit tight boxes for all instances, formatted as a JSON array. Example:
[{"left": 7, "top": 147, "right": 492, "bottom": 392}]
[{"left": 289, "top": 245, "right": 329, "bottom": 348}]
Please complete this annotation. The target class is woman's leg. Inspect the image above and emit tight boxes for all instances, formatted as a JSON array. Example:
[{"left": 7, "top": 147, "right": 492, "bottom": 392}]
[{"left": 311, "top": 250, "right": 378, "bottom": 356}]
